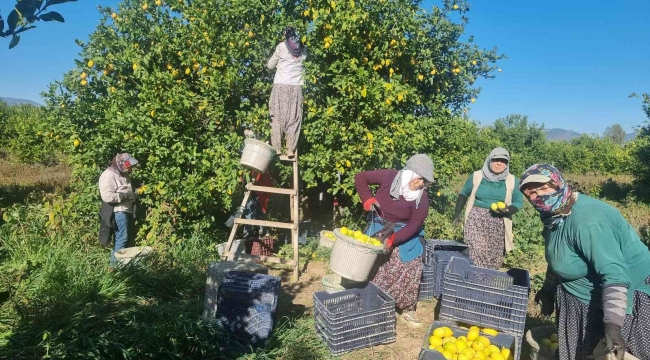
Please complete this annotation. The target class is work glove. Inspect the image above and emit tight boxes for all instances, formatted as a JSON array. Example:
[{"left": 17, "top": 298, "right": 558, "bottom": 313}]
[
  {"left": 604, "top": 323, "right": 626, "bottom": 360},
  {"left": 382, "top": 234, "right": 395, "bottom": 254},
  {"left": 452, "top": 195, "right": 467, "bottom": 227},
  {"left": 363, "top": 197, "right": 381, "bottom": 212}
]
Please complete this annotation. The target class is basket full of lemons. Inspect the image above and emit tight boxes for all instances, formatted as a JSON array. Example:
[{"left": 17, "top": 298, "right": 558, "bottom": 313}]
[{"left": 329, "top": 227, "right": 384, "bottom": 282}]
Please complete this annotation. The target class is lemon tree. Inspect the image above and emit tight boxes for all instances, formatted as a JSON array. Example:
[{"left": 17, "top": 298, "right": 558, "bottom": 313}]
[
  {"left": 0, "top": 0, "right": 75, "bottom": 49},
  {"left": 41, "top": 0, "right": 503, "bottom": 244}
]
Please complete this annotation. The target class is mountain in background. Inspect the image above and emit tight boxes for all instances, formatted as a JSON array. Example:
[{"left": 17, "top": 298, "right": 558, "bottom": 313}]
[
  {"left": 0, "top": 97, "right": 42, "bottom": 107},
  {"left": 545, "top": 128, "right": 637, "bottom": 142}
]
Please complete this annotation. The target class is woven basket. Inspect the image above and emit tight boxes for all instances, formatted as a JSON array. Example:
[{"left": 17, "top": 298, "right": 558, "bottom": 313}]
[
  {"left": 526, "top": 326, "right": 558, "bottom": 360},
  {"left": 329, "top": 228, "right": 383, "bottom": 282},
  {"left": 240, "top": 138, "right": 276, "bottom": 173},
  {"left": 319, "top": 230, "right": 336, "bottom": 248}
]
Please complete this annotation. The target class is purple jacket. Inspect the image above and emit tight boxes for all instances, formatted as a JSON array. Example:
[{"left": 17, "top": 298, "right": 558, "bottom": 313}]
[{"left": 354, "top": 169, "right": 429, "bottom": 246}]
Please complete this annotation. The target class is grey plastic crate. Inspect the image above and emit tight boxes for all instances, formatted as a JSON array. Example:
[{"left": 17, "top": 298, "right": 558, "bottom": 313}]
[
  {"left": 419, "top": 320, "right": 515, "bottom": 359},
  {"left": 214, "top": 271, "right": 281, "bottom": 346},
  {"left": 423, "top": 239, "right": 469, "bottom": 266},
  {"left": 439, "top": 257, "right": 529, "bottom": 360},
  {"left": 419, "top": 263, "right": 436, "bottom": 300},
  {"left": 313, "top": 282, "right": 396, "bottom": 356}
]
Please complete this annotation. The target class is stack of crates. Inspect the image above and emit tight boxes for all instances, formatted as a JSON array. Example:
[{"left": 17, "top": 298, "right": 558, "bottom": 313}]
[
  {"left": 203, "top": 260, "right": 268, "bottom": 319},
  {"left": 419, "top": 240, "right": 472, "bottom": 300},
  {"left": 214, "top": 271, "right": 281, "bottom": 346},
  {"left": 438, "top": 257, "right": 530, "bottom": 360},
  {"left": 313, "top": 282, "right": 396, "bottom": 356}
]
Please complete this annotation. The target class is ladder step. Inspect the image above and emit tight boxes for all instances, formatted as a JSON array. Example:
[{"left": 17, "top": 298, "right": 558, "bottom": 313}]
[
  {"left": 224, "top": 252, "right": 297, "bottom": 266},
  {"left": 234, "top": 218, "right": 296, "bottom": 229},
  {"left": 247, "top": 184, "right": 296, "bottom": 195},
  {"left": 278, "top": 154, "right": 297, "bottom": 162}
]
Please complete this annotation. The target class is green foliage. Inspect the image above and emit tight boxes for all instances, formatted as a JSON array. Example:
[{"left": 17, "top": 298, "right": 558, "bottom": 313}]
[
  {"left": 41, "top": 0, "right": 503, "bottom": 242},
  {"left": 549, "top": 135, "right": 631, "bottom": 175},
  {"left": 0, "top": 102, "right": 61, "bottom": 164},
  {"left": 485, "top": 114, "right": 547, "bottom": 174},
  {"left": 630, "top": 93, "right": 650, "bottom": 183},
  {"left": 603, "top": 123, "right": 626, "bottom": 146},
  {"left": 0, "top": 0, "right": 75, "bottom": 49}
]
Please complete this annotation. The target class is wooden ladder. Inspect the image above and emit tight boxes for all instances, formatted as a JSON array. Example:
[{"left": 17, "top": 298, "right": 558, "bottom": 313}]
[{"left": 221, "top": 152, "right": 300, "bottom": 281}]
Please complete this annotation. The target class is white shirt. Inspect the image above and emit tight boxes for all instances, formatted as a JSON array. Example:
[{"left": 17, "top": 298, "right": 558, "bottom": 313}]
[
  {"left": 266, "top": 42, "right": 307, "bottom": 86},
  {"left": 98, "top": 168, "right": 134, "bottom": 213}
]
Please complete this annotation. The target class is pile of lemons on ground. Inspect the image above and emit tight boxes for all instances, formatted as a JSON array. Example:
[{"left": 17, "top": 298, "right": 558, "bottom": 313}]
[
  {"left": 427, "top": 326, "right": 513, "bottom": 360},
  {"left": 323, "top": 231, "right": 336, "bottom": 241},
  {"left": 339, "top": 227, "right": 383, "bottom": 247},
  {"left": 539, "top": 333, "right": 559, "bottom": 351},
  {"left": 490, "top": 201, "right": 507, "bottom": 212}
]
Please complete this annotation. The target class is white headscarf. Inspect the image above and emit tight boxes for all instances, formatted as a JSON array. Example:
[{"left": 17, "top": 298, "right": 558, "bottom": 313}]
[{"left": 399, "top": 169, "right": 423, "bottom": 201}]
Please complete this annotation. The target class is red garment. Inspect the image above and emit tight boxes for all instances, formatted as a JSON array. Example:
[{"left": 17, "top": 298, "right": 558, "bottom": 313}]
[
  {"left": 354, "top": 169, "right": 429, "bottom": 246},
  {"left": 253, "top": 172, "right": 273, "bottom": 214}
]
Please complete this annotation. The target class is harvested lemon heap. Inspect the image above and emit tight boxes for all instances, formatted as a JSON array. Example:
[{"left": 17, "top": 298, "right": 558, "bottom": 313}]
[
  {"left": 539, "top": 332, "right": 559, "bottom": 351},
  {"left": 339, "top": 227, "right": 383, "bottom": 247},
  {"left": 490, "top": 201, "right": 507, "bottom": 212},
  {"left": 427, "top": 326, "right": 513, "bottom": 360},
  {"left": 323, "top": 231, "right": 336, "bottom": 241}
]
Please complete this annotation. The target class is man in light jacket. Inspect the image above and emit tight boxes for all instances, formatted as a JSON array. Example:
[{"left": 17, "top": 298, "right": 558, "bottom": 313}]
[{"left": 98, "top": 153, "right": 138, "bottom": 268}]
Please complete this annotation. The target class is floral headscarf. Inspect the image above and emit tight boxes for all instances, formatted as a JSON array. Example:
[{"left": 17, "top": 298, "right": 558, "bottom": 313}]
[
  {"left": 520, "top": 163, "right": 576, "bottom": 229},
  {"left": 284, "top": 26, "right": 304, "bottom": 57},
  {"left": 109, "top": 153, "right": 138, "bottom": 175}
]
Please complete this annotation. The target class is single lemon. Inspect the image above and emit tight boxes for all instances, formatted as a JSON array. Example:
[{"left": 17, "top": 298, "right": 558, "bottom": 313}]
[
  {"left": 490, "top": 353, "right": 505, "bottom": 360},
  {"left": 442, "top": 350, "right": 453, "bottom": 360},
  {"left": 497, "top": 202, "right": 506, "bottom": 210},
  {"left": 467, "top": 329, "right": 479, "bottom": 341},
  {"left": 472, "top": 341, "right": 485, "bottom": 351},
  {"left": 488, "top": 345, "right": 500, "bottom": 354},
  {"left": 461, "top": 348, "right": 474, "bottom": 358},
  {"left": 443, "top": 327, "right": 454, "bottom": 338},
  {"left": 444, "top": 342, "right": 458, "bottom": 354},
  {"left": 458, "top": 336, "right": 468, "bottom": 343},
  {"left": 458, "top": 354, "right": 470, "bottom": 360},
  {"left": 540, "top": 338, "right": 552, "bottom": 347},
  {"left": 483, "top": 347, "right": 492, "bottom": 356},
  {"left": 340, "top": 227, "right": 348, "bottom": 235},
  {"left": 476, "top": 336, "right": 491, "bottom": 347},
  {"left": 500, "top": 348, "right": 510, "bottom": 359},
  {"left": 490, "top": 203, "right": 498, "bottom": 211},
  {"left": 482, "top": 328, "right": 499, "bottom": 336},
  {"left": 429, "top": 336, "right": 443, "bottom": 347},
  {"left": 443, "top": 336, "right": 457, "bottom": 345},
  {"left": 549, "top": 343, "right": 559, "bottom": 351},
  {"left": 456, "top": 340, "right": 467, "bottom": 352},
  {"left": 436, "top": 346, "right": 445, "bottom": 352},
  {"left": 473, "top": 350, "right": 486, "bottom": 360},
  {"left": 433, "top": 327, "right": 447, "bottom": 338},
  {"left": 550, "top": 333, "right": 558, "bottom": 343}
]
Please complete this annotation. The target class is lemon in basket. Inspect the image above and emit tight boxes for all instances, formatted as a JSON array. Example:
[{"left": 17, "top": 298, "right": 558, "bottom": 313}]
[
  {"left": 500, "top": 348, "right": 510, "bottom": 359},
  {"left": 443, "top": 342, "right": 458, "bottom": 354},
  {"left": 442, "top": 336, "right": 457, "bottom": 345},
  {"left": 549, "top": 333, "right": 558, "bottom": 343},
  {"left": 476, "top": 336, "right": 490, "bottom": 347},
  {"left": 467, "top": 329, "right": 479, "bottom": 341},
  {"left": 482, "top": 328, "right": 498, "bottom": 336},
  {"left": 490, "top": 353, "right": 505, "bottom": 360},
  {"left": 433, "top": 327, "right": 447, "bottom": 338},
  {"left": 340, "top": 227, "right": 349, "bottom": 235},
  {"left": 429, "top": 336, "right": 443, "bottom": 347}
]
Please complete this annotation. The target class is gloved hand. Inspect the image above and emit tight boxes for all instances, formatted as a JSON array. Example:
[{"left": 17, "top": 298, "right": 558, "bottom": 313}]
[
  {"left": 363, "top": 198, "right": 381, "bottom": 212},
  {"left": 119, "top": 191, "right": 136, "bottom": 202},
  {"left": 383, "top": 234, "right": 395, "bottom": 254},
  {"left": 604, "top": 323, "right": 626, "bottom": 360},
  {"left": 452, "top": 216, "right": 461, "bottom": 227},
  {"left": 534, "top": 287, "right": 555, "bottom": 316}
]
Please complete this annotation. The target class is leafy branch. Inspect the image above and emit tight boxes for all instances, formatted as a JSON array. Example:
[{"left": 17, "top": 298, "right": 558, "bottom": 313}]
[{"left": 0, "top": 0, "right": 77, "bottom": 49}]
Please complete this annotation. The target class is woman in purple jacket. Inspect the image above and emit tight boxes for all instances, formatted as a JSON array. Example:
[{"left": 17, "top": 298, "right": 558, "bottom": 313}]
[{"left": 354, "top": 154, "right": 435, "bottom": 328}]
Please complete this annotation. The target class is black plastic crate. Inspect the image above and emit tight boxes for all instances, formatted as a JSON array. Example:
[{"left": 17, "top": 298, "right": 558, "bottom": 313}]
[
  {"left": 313, "top": 282, "right": 396, "bottom": 356},
  {"left": 419, "top": 320, "right": 516, "bottom": 359},
  {"left": 423, "top": 239, "right": 469, "bottom": 266},
  {"left": 419, "top": 263, "right": 436, "bottom": 300},
  {"left": 432, "top": 251, "right": 472, "bottom": 299},
  {"left": 215, "top": 271, "right": 281, "bottom": 346},
  {"left": 439, "top": 257, "right": 529, "bottom": 360}
]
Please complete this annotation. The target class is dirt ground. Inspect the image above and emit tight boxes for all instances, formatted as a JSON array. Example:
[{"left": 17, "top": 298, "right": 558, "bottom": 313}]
[
  {"left": 268, "top": 260, "right": 550, "bottom": 360},
  {"left": 270, "top": 261, "right": 442, "bottom": 360}
]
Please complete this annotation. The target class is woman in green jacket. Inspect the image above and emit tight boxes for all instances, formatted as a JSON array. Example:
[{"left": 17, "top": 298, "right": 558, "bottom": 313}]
[
  {"left": 521, "top": 164, "right": 650, "bottom": 360},
  {"left": 452, "top": 147, "right": 523, "bottom": 269}
]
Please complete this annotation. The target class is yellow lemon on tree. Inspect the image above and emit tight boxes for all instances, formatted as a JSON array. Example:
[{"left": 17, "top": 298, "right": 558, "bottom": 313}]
[
  {"left": 87, "top": 60, "right": 94, "bottom": 67},
  {"left": 467, "top": 329, "right": 479, "bottom": 341},
  {"left": 155, "top": 0, "right": 162, "bottom": 5},
  {"left": 429, "top": 336, "right": 443, "bottom": 347},
  {"left": 73, "top": 139, "right": 80, "bottom": 147},
  {"left": 496, "top": 202, "right": 506, "bottom": 210},
  {"left": 80, "top": 79, "right": 88, "bottom": 86},
  {"left": 142, "top": 3, "right": 149, "bottom": 10},
  {"left": 453, "top": 4, "right": 459, "bottom": 9},
  {"left": 433, "top": 327, "right": 447, "bottom": 338},
  {"left": 111, "top": 12, "right": 117, "bottom": 19}
]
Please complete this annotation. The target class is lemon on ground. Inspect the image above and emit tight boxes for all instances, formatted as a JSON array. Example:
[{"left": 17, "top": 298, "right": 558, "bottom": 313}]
[
  {"left": 500, "top": 348, "right": 510, "bottom": 359},
  {"left": 433, "top": 327, "right": 447, "bottom": 338},
  {"left": 429, "top": 336, "right": 443, "bottom": 347},
  {"left": 550, "top": 333, "right": 558, "bottom": 343},
  {"left": 442, "top": 350, "right": 454, "bottom": 360},
  {"left": 467, "top": 329, "right": 479, "bottom": 341},
  {"left": 476, "top": 336, "right": 491, "bottom": 347},
  {"left": 490, "top": 203, "right": 498, "bottom": 211},
  {"left": 496, "top": 202, "right": 506, "bottom": 210},
  {"left": 444, "top": 342, "right": 458, "bottom": 354}
]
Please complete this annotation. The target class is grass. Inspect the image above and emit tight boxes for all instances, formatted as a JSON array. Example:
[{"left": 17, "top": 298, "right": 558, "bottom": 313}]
[{"left": 1, "top": 163, "right": 650, "bottom": 359}]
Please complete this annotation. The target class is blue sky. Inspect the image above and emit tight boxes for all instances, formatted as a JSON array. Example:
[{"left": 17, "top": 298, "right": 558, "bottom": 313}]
[{"left": 1, "top": 0, "right": 649, "bottom": 134}]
